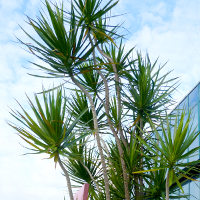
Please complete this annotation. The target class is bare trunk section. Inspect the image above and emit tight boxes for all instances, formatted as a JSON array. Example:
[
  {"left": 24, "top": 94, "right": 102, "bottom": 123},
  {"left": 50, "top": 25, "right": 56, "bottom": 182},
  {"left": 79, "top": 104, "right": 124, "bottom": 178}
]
[
  {"left": 58, "top": 155, "right": 74, "bottom": 200},
  {"left": 89, "top": 36, "right": 130, "bottom": 200},
  {"left": 96, "top": 43, "right": 128, "bottom": 149},
  {"left": 70, "top": 76, "right": 110, "bottom": 200},
  {"left": 98, "top": 71, "right": 130, "bottom": 200},
  {"left": 139, "top": 118, "right": 144, "bottom": 198},
  {"left": 134, "top": 118, "right": 143, "bottom": 200},
  {"left": 166, "top": 170, "right": 170, "bottom": 200},
  {"left": 134, "top": 175, "right": 140, "bottom": 200}
]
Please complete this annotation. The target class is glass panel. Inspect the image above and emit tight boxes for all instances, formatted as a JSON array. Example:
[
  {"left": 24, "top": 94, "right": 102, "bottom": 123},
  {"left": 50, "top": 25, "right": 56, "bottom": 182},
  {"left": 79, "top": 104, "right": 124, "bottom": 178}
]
[
  {"left": 180, "top": 183, "right": 189, "bottom": 199},
  {"left": 189, "top": 136, "right": 199, "bottom": 162},
  {"left": 189, "top": 86, "right": 199, "bottom": 109},
  {"left": 190, "top": 105, "right": 199, "bottom": 131},
  {"left": 189, "top": 105, "right": 199, "bottom": 162},
  {"left": 183, "top": 113, "right": 189, "bottom": 163},
  {"left": 190, "top": 178, "right": 200, "bottom": 200},
  {"left": 179, "top": 97, "right": 188, "bottom": 112},
  {"left": 178, "top": 97, "right": 188, "bottom": 125},
  {"left": 170, "top": 116, "right": 175, "bottom": 139},
  {"left": 170, "top": 189, "right": 180, "bottom": 199}
]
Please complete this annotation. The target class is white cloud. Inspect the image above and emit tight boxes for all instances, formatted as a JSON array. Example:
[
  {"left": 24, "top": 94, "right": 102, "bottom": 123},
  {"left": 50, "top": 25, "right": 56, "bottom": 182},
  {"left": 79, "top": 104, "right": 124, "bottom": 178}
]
[
  {"left": 0, "top": 0, "right": 24, "bottom": 10},
  {"left": 0, "top": 106, "right": 68, "bottom": 199},
  {"left": 125, "top": 0, "right": 200, "bottom": 102}
]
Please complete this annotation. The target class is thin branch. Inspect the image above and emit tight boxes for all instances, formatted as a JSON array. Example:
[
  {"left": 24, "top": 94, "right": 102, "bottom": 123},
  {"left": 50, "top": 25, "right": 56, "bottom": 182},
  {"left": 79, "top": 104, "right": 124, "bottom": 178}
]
[
  {"left": 89, "top": 35, "right": 130, "bottom": 200},
  {"left": 58, "top": 155, "right": 74, "bottom": 200},
  {"left": 95, "top": 40, "right": 128, "bottom": 149},
  {"left": 80, "top": 161, "right": 101, "bottom": 193},
  {"left": 70, "top": 75, "right": 111, "bottom": 200}
]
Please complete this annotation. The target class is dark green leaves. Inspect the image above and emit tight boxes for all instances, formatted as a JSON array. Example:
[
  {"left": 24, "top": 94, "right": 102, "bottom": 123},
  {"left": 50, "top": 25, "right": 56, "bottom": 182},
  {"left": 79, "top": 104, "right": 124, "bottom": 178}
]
[
  {"left": 98, "top": 41, "right": 135, "bottom": 75},
  {"left": 139, "top": 112, "right": 200, "bottom": 192},
  {"left": 65, "top": 138, "right": 101, "bottom": 185},
  {"left": 21, "top": 0, "right": 93, "bottom": 77},
  {"left": 76, "top": 62, "right": 104, "bottom": 93},
  {"left": 74, "top": 0, "right": 118, "bottom": 27},
  {"left": 123, "top": 53, "right": 177, "bottom": 124},
  {"left": 67, "top": 91, "right": 105, "bottom": 131},
  {"left": 9, "top": 89, "right": 88, "bottom": 162}
]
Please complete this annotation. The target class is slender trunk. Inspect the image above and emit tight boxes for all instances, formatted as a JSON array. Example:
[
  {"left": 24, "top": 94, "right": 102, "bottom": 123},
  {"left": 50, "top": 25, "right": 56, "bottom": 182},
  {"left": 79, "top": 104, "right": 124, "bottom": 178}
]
[
  {"left": 139, "top": 118, "right": 144, "bottom": 198},
  {"left": 134, "top": 119, "right": 142, "bottom": 200},
  {"left": 89, "top": 36, "right": 130, "bottom": 200},
  {"left": 134, "top": 174, "right": 140, "bottom": 200},
  {"left": 97, "top": 71, "right": 130, "bottom": 200},
  {"left": 96, "top": 43, "right": 128, "bottom": 149},
  {"left": 166, "top": 170, "right": 170, "bottom": 200},
  {"left": 70, "top": 76, "right": 110, "bottom": 200},
  {"left": 57, "top": 155, "right": 74, "bottom": 200},
  {"left": 100, "top": 136, "right": 111, "bottom": 158}
]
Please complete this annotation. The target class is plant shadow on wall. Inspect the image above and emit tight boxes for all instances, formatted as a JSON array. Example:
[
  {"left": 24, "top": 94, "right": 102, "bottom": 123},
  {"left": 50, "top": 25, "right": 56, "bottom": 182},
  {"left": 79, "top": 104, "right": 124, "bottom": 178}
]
[{"left": 9, "top": 0, "right": 200, "bottom": 200}]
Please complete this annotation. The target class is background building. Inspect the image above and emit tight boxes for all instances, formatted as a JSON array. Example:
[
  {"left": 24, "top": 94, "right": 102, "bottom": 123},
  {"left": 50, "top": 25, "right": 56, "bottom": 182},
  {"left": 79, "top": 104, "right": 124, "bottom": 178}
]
[{"left": 171, "top": 82, "right": 200, "bottom": 199}]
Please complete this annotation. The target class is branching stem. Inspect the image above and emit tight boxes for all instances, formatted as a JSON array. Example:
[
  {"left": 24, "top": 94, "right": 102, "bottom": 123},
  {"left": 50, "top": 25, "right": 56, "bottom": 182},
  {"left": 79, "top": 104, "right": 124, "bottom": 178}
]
[
  {"left": 89, "top": 35, "right": 130, "bottom": 200},
  {"left": 70, "top": 75, "right": 111, "bottom": 200}
]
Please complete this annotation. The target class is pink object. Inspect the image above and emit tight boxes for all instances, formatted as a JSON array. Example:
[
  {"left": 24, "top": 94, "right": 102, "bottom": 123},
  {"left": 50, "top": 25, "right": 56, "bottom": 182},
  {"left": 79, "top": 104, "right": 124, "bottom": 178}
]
[{"left": 73, "top": 183, "right": 89, "bottom": 200}]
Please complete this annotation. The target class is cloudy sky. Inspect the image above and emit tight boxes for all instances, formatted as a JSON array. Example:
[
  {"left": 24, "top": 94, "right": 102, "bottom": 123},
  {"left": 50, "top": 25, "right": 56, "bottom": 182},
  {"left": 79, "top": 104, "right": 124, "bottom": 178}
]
[{"left": 0, "top": 0, "right": 200, "bottom": 199}]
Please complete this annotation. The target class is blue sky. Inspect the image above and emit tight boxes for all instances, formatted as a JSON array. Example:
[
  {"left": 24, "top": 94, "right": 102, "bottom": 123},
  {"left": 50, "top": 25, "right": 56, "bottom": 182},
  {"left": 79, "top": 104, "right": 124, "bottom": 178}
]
[{"left": 0, "top": 0, "right": 200, "bottom": 199}]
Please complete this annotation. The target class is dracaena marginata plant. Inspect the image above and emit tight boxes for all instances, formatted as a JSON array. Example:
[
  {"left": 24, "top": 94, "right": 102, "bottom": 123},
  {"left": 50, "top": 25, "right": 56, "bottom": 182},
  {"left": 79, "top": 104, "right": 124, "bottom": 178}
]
[
  {"left": 9, "top": 89, "right": 89, "bottom": 200},
  {"left": 9, "top": 0, "right": 200, "bottom": 199}
]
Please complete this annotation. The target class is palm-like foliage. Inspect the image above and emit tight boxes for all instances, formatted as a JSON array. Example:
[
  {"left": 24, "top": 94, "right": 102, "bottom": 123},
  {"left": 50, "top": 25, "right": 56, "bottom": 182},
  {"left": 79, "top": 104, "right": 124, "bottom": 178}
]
[
  {"left": 67, "top": 91, "right": 105, "bottom": 131},
  {"left": 98, "top": 41, "right": 135, "bottom": 76},
  {"left": 123, "top": 53, "right": 177, "bottom": 125},
  {"left": 107, "top": 141, "right": 127, "bottom": 199},
  {"left": 76, "top": 62, "right": 104, "bottom": 94},
  {"left": 19, "top": 2, "right": 118, "bottom": 197},
  {"left": 74, "top": 0, "right": 118, "bottom": 26},
  {"left": 145, "top": 168, "right": 167, "bottom": 200},
  {"left": 121, "top": 53, "right": 177, "bottom": 199},
  {"left": 9, "top": 89, "right": 88, "bottom": 200},
  {"left": 138, "top": 111, "right": 200, "bottom": 199},
  {"left": 73, "top": 0, "right": 119, "bottom": 42},
  {"left": 21, "top": 0, "right": 93, "bottom": 78},
  {"left": 9, "top": 89, "right": 87, "bottom": 160},
  {"left": 66, "top": 140, "right": 101, "bottom": 184},
  {"left": 10, "top": 90, "right": 65, "bottom": 158}
]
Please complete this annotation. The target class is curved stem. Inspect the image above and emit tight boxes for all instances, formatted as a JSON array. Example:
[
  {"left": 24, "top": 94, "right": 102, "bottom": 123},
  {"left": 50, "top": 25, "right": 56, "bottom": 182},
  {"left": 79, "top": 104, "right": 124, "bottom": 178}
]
[
  {"left": 80, "top": 161, "right": 101, "bottom": 193},
  {"left": 98, "top": 71, "right": 130, "bottom": 200},
  {"left": 70, "top": 75, "right": 110, "bottom": 200},
  {"left": 89, "top": 35, "right": 130, "bottom": 200},
  {"left": 139, "top": 118, "right": 144, "bottom": 197},
  {"left": 58, "top": 155, "right": 74, "bottom": 200},
  {"left": 95, "top": 42, "right": 127, "bottom": 149}
]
